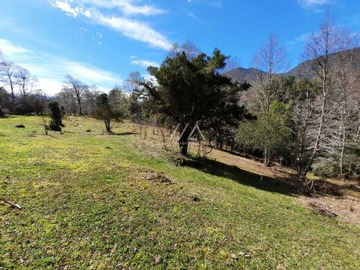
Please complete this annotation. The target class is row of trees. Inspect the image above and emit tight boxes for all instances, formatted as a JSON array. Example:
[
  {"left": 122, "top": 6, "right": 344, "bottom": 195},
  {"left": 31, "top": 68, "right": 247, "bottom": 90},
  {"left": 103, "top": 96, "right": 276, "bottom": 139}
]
[
  {"left": 0, "top": 53, "right": 47, "bottom": 115},
  {"left": 236, "top": 17, "right": 360, "bottom": 179},
  {"left": 127, "top": 16, "right": 359, "bottom": 180}
]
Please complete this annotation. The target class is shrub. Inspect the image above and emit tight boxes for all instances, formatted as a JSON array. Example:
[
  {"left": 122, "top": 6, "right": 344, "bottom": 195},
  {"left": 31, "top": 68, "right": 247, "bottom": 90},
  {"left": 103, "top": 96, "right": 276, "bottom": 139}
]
[
  {"left": 312, "top": 159, "right": 340, "bottom": 178},
  {"left": 48, "top": 101, "right": 64, "bottom": 131}
]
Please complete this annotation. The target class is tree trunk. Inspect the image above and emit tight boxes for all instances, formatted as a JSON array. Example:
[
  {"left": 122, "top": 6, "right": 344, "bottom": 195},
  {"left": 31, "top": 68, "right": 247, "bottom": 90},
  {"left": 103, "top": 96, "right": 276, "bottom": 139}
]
[
  {"left": 77, "top": 98, "right": 83, "bottom": 115},
  {"left": 264, "top": 148, "right": 272, "bottom": 167},
  {"left": 301, "top": 95, "right": 326, "bottom": 179},
  {"left": 339, "top": 109, "right": 346, "bottom": 175},
  {"left": 179, "top": 139, "right": 189, "bottom": 155},
  {"left": 178, "top": 124, "right": 191, "bottom": 155}
]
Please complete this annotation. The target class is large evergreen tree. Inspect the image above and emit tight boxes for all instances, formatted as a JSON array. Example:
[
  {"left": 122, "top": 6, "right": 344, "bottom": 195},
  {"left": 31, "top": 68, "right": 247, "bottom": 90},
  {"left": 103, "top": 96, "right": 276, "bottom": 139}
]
[{"left": 144, "top": 49, "right": 250, "bottom": 155}]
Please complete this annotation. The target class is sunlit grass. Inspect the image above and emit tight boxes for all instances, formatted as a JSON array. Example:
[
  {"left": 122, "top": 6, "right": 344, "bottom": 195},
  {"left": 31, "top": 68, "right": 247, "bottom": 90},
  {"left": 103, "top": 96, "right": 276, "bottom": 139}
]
[{"left": 1, "top": 115, "right": 359, "bottom": 269}]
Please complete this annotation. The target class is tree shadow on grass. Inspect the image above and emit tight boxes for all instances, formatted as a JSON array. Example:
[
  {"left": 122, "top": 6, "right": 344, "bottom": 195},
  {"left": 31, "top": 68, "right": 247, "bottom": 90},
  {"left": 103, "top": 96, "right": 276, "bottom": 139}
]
[
  {"left": 183, "top": 157, "right": 300, "bottom": 197},
  {"left": 112, "top": 132, "right": 139, "bottom": 136}
]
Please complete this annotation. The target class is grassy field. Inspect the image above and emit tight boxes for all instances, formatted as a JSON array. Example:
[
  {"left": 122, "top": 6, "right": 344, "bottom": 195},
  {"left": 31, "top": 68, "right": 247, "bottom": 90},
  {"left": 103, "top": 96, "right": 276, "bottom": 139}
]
[{"left": 1, "top": 115, "right": 360, "bottom": 269}]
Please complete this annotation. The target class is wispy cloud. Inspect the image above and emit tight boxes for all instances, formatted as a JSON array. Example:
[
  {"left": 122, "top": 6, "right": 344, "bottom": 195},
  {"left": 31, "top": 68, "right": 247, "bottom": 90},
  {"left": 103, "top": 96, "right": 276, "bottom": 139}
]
[
  {"left": 92, "top": 11, "right": 172, "bottom": 50},
  {"left": 82, "top": 0, "right": 165, "bottom": 16},
  {"left": 186, "top": 11, "right": 207, "bottom": 25},
  {"left": 0, "top": 38, "right": 121, "bottom": 95},
  {"left": 131, "top": 58, "right": 159, "bottom": 68},
  {"left": 298, "top": 0, "right": 331, "bottom": 8},
  {"left": 296, "top": 33, "right": 311, "bottom": 42},
  {"left": 187, "top": 0, "right": 222, "bottom": 8},
  {"left": 0, "top": 38, "right": 31, "bottom": 56},
  {"left": 51, "top": 0, "right": 91, "bottom": 17},
  {"left": 50, "top": 0, "right": 172, "bottom": 50}
]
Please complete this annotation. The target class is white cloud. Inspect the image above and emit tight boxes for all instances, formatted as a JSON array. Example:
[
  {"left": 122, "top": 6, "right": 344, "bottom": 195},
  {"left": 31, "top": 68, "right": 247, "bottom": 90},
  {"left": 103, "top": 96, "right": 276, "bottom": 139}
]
[
  {"left": 131, "top": 59, "right": 159, "bottom": 68},
  {"left": 296, "top": 33, "right": 311, "bottom": 42},
  {"left": 51, "top": 0, "right": 91, "bottom": 17},
  {"left": 81, "top": 0, "right": 165, "bottom": 16},
  {"left": 64, "top": 60, "right": 120, "bottom": 84},
  {"left": 298, "top": 0, "right": 331, "bottom": 7},
  {"left": 0, "top": 38, "right": 31, "bottom": 56},
  {"left": 92, "top": 11, "right": 172, "bottom": 50},
  {"left": 0, "top": 39, "right": 121, "bottom": 95},
  {"left": 50, "top": 0, "right": 172, "bottom": 50}
]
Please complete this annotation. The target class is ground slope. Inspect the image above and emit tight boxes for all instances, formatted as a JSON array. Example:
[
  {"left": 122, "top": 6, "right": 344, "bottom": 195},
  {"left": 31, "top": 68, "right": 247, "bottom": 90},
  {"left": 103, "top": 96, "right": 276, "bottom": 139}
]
[{"left": 1, "top": 116, "right": 360, "bottom": 269}]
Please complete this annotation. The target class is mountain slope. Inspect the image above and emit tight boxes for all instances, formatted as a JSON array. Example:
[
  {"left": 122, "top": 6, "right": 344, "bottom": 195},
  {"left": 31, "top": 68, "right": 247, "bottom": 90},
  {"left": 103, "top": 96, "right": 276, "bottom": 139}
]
[
  {"left": 225, "top": 47, "right": 360, "bottom": 82},
  {"left": 285, "top": 47, "right": 360, "bottom": 79}
]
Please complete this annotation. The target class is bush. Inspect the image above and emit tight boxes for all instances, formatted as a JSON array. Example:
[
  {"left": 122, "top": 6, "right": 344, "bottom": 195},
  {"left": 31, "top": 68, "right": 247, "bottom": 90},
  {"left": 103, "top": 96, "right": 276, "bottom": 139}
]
[
  {"left": 312, "top": 159, "right": 340, "bottom": 178},
  {"left": 48, "top": 101, "right": 64, "bottom": 131}
]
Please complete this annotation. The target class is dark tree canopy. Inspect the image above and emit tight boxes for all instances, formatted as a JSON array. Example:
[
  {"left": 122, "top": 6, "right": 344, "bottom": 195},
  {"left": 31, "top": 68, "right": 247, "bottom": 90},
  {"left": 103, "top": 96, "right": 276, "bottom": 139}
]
[
  {"left": 94, "top": 93, "right": 123, "bottom": 133},
  {"left": 144, "top": 49, "right": 251, "bottom": 154},
  {"left": 48, "top": 101, "right": 64, "bottom": 131}
]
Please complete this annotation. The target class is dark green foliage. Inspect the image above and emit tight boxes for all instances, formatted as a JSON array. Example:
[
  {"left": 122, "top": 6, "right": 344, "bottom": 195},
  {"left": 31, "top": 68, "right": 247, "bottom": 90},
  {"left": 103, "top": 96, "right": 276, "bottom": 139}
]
[
  {"left": 144, "top": 49, "right": 250, "bottom": 155},
  {"left": 48, "top": 101, "right": 64, "bottom": 131},
  {"left": 236, "top": 101, "right": 292, "bottom": 166},
  {"left": 94, "top": 93, "right": 122, "bottom": 133},
  {"left": 0, "top": 87, "right": 10, "bottom": 116}
]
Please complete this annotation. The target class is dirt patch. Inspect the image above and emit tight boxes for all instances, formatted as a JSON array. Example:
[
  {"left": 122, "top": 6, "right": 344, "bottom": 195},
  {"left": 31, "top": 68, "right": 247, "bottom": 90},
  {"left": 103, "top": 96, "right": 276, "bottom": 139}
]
[
  {"left": 204, "top": 147, "right": 360, "bottom": 227},
  {"left": 300, "top": 195, "right": 360, "bottom": 227},
  {"left": 141, "top": 171, "right": 173, "bottom": 184}
]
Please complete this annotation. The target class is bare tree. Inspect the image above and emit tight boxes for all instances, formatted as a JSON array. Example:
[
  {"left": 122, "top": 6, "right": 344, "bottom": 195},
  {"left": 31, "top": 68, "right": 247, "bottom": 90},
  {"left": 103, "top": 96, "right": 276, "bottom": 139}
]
[
  {"left": 330, "top": 48, "right": 359, "bottom": 175},
  {"left": 252, "top": 33, "right": 289, "bottom": 113},
  {"left": 0, "top": 60, "right": 20, "bottom": 110},
  {"left": 56, "top": 87, "right": 77, "bottom": 115},
  {"left": 63, "top": 75, "right": 88, "bottom": 115},
  {"left": 122, "top": 71, "right": 144, "bottom": 94},
  {"left": 168, "top": 40, "right": 201, "bottom": 60},
  {"left": 83, "top": 84, "right": 100, "bottom": 115},
  {"left": 298, "top": 16, "right": 351, "bottom": 179},
  {"left": 249, "top": 33, "right": 289, "bottom": 165},
  {"left": 16, "top": 67, "right": 37, "bottom": 97}
]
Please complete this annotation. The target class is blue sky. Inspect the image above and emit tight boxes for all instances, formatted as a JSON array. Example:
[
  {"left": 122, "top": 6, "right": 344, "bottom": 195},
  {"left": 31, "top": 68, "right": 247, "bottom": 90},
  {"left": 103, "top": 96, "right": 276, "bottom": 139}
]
[{"left": 0, "top": 0, "right": 359, "bottom": 95}]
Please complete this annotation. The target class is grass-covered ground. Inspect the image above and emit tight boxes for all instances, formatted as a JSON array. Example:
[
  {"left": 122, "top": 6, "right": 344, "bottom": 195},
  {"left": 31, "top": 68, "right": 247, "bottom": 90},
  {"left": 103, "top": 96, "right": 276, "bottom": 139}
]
[{"left": 1, "top": 115, "right": 360, "bottom": 269}]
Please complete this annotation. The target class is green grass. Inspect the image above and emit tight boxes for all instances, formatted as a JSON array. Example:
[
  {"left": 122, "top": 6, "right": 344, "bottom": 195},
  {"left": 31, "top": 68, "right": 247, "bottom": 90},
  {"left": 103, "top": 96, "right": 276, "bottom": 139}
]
[{"left": 1, "top": 115, "right": 360, "bottom": 269}]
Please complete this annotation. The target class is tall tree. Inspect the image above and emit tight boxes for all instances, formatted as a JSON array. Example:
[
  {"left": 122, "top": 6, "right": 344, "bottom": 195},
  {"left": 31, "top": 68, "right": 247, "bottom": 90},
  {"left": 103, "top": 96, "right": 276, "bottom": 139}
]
[
  {"left": 237, "top": 101, "right": 292, "bottom": 166},
  {"left": 0, "top": 60, "right": 19, "bottom": 111},
  {"left": 244, "top": 33, "right": 289, "bottom": 165},
  {"left": 144, "top": 48, "right": 250, "bottom": 155},
  {"left": 252, "top": 33, "right": 289, "bottom": 113},
  {"left": 63, "top": 75, "right": 88, "bottom": 115},
  {"left": 298, "top": 16, "right": 352, "bottom": 179},
  {"left": 83, "top": 84, "right": 100, "bottom": 115}
]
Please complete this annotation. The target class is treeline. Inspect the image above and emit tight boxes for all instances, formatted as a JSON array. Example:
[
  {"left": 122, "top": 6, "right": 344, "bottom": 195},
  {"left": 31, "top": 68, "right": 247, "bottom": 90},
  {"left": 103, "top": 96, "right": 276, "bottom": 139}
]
[
  {"left": 137, "top": 17, "right": 360, "bottom": 180},
  {"left": 235, "top": 18, "right": 360, "bottom": 179},
  {"left": 0, "top": 54, "right": 46, "bottom": 115}
]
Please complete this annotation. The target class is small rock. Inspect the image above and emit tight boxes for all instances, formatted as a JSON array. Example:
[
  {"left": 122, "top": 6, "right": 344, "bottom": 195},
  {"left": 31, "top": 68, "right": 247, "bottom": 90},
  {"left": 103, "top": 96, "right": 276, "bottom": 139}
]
[
  {"left": 238, "top": 252, "right": 251, "bottom": 259},
  {"left": 154, "top": 255, "right": 162, "bottom": 265},
  {"left": 276, "top": 263, "right": 286, "bottom": 270}
]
